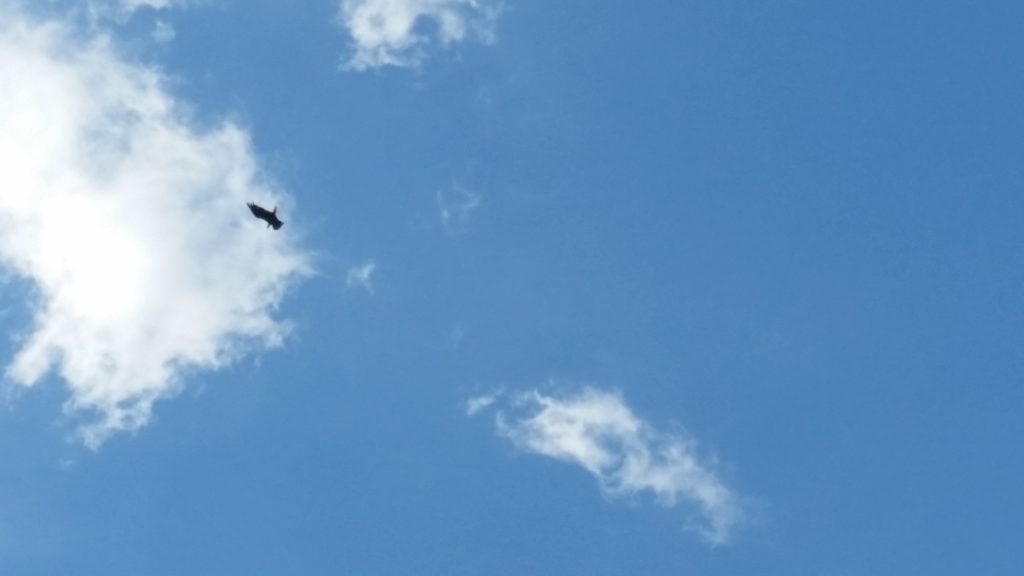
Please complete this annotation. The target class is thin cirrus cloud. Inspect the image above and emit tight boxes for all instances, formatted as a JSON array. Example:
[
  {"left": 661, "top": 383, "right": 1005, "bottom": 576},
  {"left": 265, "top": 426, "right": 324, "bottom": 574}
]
[
  {"left": 110, "top": 0, "right": 180, "bottom": 12},
  {"left": 437, "top": 184, "right": 481, "bottom": 234},
  {"left": 81, "top": 0, "right": 181, "bottom": 19},
  {"left": 0, "top": 8, "right": 311, "bottom": 447},
  {"left": 464, "top": 392, "right": 498, "bottom": 416},
  {"left": 345, "top": 260, "right": 377, "bottom": 295},
  {"left": 337, "top": 0, "right": 500, "bottom": 70},
  {"left": 151, "top": 19, "right": 176, "bottom": 43},
  {"left": 471, "top": 387, "right": 743, "bottom": 545}
]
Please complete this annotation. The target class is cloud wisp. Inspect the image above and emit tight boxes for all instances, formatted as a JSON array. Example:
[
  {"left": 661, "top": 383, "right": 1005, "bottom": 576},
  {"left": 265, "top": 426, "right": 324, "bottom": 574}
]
[
  {"left": 337, "top": 0, "right": 500, "bottom": 70},
  {"left": 345, "top": 261, "right": 377, "bottom": 295},
  {"left": 472, "top": 387, "right": 742, "bottom": 544},
  {"left": 81, "top": 0, "right": 182, "bottom": 21},
  {"left": 103, "top": 0, "right": 181, "bottom": 14},
  {"left": 151, "top": 19, "right": 175, "bottom": 43},
  {"left": 0, "top": 10, "right": 310, "bottom": 447},
  {"left": 437, "top": 184, "right": 480, "bottom": 234},
  {"left": 464, "top": 391, "right": 498, "bottom": 416}
]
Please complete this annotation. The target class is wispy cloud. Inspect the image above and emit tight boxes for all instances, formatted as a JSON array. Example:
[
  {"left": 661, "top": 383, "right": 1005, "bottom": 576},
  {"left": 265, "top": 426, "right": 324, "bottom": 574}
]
[
  {"left": 0, "top": 10, "right": 310, "bottom": 447},
  {"left": 109, "top": 0, "right": 181, "bottom": 13},
  {"left": 84, "top": 0, "right": 183, "bottom": 20},
  {"left": 464, "top": 390, "right": 499, "bottom": 416},
  {"left": 345, "top": 260, "right": 377, "bottom": 295},
  {"left": 337, "top": 0, "right": 500, "bottom": 70},
  {"left": 437, "top": 184, "right": 480, "bottom": 234},
  {"left": 151, "top": 19, "right": 175, "bottom": 43},
  {"left": 474, "top": 387, "right": 742, "bottom": 545}
]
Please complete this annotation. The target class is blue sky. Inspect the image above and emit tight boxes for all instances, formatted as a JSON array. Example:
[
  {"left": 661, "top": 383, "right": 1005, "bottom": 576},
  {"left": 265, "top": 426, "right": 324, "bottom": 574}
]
[{"left": 1, "top": 0, "right": 1022, "bottom": 573}]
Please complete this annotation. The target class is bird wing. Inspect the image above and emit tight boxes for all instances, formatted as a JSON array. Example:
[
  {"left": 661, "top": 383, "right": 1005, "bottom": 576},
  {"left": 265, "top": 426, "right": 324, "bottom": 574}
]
[
  {"left": 248, "top": 202, "right": 271, "bottom": 219},
  {"left": 248, "top": 202, "right": 283, "bottom": 230}
]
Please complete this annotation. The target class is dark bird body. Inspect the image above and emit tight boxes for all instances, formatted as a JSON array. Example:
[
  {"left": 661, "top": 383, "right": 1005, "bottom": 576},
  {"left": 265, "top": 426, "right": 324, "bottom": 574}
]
[{"left": 247, "top": 202, "right": 283, "bottom": 230}]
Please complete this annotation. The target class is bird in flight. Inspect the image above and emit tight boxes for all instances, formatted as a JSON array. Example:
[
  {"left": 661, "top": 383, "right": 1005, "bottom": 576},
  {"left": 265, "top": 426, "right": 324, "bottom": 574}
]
[{"left": 247, "top": 202, "right": 283, "bottom": 230}]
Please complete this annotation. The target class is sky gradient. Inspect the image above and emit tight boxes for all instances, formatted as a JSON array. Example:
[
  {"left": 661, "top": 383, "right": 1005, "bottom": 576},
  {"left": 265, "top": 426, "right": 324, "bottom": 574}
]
[{"left": 1, "top": 1, "right": 1022, "bottom": 574}]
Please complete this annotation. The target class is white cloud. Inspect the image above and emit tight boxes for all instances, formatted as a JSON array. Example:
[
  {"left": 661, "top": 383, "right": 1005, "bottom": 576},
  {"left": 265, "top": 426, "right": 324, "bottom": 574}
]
[
  {"left": 119, "top": 0, "right": 176, "bottom": 10},
  {"left": 481, "top": 387, "right": 742, "bottom": 545},
  {"left": 437, "top": 184, "right": 480, "bottom": 234},
  {"left": 464, "top": 391, "right": 499, "bottom": 416},
  {"left": 0, "top": 10, "right": 310, "bottom": 447},
  {"left": 83, "top": 0, "right": 183, "bottom": 20},
  {"left": 151, "top": 19, "right": 175, "bottom": 43},
  {"left": 345, "top": 260, "right": 377, "bottom": 294},
  {"left": 337, "top": 0, "right": 500, "bottom": 70},
  {"left": 106, "top": 0, "right": 181, "bottom": 13}
]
